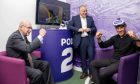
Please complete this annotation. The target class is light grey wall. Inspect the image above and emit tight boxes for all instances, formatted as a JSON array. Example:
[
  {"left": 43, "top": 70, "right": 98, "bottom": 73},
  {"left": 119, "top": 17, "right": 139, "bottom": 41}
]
[{"left": 0, "top": 0, "right": 37, "bottom": 51}]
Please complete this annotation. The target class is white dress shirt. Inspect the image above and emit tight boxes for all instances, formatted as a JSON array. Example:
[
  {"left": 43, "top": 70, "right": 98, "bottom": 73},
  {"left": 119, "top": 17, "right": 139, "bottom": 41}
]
[{"left": 80, "top": 16, "right": 88, "bottom": 37}]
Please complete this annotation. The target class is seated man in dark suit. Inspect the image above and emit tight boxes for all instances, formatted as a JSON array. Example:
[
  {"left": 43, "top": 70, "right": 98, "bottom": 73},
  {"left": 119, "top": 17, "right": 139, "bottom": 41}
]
[
  {"left": 90, "top": 18, "right": 140, "bottom": 84},
  {"left": 6, "top": 20, "right": 54, "bottom": 84}
]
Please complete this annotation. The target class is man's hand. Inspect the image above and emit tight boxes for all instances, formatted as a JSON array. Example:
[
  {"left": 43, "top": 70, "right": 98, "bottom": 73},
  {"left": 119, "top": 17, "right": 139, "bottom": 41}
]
[
  {"left": 96, "top": 32, "right": 102, "bottom": 39},
  {"left": 96, "top": 32, "right": 103, "bottom": 43},
  {"left": 127, "top": 30, "right": 138, "bottom": 40},
  {"left": 127, "top": 30, "right": 140, "bottom": 47},
  {"left": 84, "top": 28, "right": 91, "bottom": 32},
  {"left": 78, "top": 28, "right": 84, "bottom": 32},
  {"left": 39, "top": 28, "right": 46, "bottom": 37}
]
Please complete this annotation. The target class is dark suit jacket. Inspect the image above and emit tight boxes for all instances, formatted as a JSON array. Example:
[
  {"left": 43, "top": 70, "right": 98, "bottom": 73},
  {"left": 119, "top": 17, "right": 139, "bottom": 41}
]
[
  {"left": 6, "top": 30, "right": 41, "bottom": 66},
  {"left": 68, "top": 15, "right": 97, "bottom": 49}
]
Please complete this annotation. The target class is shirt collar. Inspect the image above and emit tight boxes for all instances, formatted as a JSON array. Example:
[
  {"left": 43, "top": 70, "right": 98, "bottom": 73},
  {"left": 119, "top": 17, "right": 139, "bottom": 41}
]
[
  {"left": 117, "top": 33, "right": 128, "bottom": 38},
  {"left": 80, "top": 15, "right": 86, "bottom": 19}
]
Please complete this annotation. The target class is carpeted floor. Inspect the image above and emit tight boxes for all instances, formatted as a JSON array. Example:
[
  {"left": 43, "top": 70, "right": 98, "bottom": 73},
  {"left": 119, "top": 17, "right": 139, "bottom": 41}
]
[{"left": 56, "top": 70, "right": 85, "bottom": 84}]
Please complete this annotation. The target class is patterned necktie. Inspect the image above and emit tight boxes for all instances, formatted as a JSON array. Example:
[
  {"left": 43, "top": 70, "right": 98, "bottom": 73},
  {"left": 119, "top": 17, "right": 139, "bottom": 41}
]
[
  {"left": 24, "top": 36, "right": 34, "bottom": 68},
  {"left": 28, "top": 53, "right": 34, "bottom": 68}
]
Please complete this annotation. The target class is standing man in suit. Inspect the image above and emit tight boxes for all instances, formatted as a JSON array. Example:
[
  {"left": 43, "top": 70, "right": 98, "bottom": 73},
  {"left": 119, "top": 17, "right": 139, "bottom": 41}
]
[
  {"left": 68, "top": 5, "right": 97, "bottom": 79},
  {"left": 6, "top": 20, "right": 54, "bottom": 84}
]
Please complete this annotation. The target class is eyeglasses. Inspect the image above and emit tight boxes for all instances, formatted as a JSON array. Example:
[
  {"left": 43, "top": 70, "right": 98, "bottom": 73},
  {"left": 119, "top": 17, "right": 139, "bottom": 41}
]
[{"left": 22, "top": 25, "right": 32, "bottom": 29}]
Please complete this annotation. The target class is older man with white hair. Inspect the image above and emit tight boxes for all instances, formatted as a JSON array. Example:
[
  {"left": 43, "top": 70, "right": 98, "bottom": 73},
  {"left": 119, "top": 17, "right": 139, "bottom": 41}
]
[{"left": 6, "top": 20, "right": 54, "bottom": 84}]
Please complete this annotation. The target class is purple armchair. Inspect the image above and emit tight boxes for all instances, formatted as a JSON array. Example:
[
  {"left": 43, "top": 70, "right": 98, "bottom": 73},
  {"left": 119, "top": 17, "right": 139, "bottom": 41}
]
[
  {"left": 114, "top": 53, "right": 139, "bottom": 84},
  {"left": 95, "top": 48, "right": 114, "bottom": 59},
  {"left": 95, "top": 48, "right": 139, "bottom": 84},
  {"left": 0, "top": 51, "right": 41, "bottom": 84}
]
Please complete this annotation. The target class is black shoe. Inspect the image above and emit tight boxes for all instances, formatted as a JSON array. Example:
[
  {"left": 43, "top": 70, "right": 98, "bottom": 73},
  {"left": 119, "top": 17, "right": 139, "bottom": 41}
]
[
  {"left": 91, "top": 83, "right": 96, "bottom": 84},
  {"left": 80, "top": 73, "right": 88, "bottom": 79},
  {"left": 91, "top": 82, "right": 96, "bottom": 84}
]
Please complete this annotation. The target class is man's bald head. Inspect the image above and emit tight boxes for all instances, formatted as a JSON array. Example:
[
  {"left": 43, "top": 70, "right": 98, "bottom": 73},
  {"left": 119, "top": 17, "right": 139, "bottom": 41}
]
[
  {"left": 19, "top": 20, "right": 32, "bottom": 36},
  {"left": 79, "top": 5, "right": 87, "bottom": 18},
  {"left": 19, "top": 20, "right": 31, "bottom": 28}
]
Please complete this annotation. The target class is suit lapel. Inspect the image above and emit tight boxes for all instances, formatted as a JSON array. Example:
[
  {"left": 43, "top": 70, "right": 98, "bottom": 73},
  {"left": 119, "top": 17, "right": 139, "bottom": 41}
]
[
  {"left": 77, "top": 15, "right": 82, "bottom": 28},
  {"left": 17, "top": 30, "right": 27, "bottom": 42},
  {"left": 78, "top": 15, "right": 91, "bottom": 28},
  {"left": 86, "top": 16, "right": 90, "bottom": 28}
]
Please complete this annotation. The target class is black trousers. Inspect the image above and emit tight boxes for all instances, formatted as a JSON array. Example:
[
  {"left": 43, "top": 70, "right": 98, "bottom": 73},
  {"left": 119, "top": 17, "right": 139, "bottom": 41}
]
[
  {"left": 26, "top": 60, "right": 54, "bottom": 84},
  {"left": 90, "top": 58, "right": 119, "bottom": 84},
  {"left": 79, "top": 37, "right": 95, "bottom": 74}
]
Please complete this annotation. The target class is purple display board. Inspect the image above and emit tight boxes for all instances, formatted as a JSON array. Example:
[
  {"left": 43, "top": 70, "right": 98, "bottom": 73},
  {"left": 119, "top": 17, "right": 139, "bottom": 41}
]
[
  {"left": 32, "top": 29, "right": 73, "bottom": 82},
  {"left": 66, "top": 0, "right": 140, "bottom": 41}
]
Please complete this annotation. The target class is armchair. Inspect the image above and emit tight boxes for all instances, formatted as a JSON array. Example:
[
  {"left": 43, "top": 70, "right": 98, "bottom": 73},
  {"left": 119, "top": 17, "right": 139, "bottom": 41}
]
[
  {"left": 0, "top": 51, "right": 41, "bottom": 84},
  {"left": 95, "top": 48, "right": 139, "bottom": 84},
  {"left": 114, "top": 53, "right": 139, "bottom": 84},
  {"left": 95, "top": 48, "right": 114, "bottom": 59}
]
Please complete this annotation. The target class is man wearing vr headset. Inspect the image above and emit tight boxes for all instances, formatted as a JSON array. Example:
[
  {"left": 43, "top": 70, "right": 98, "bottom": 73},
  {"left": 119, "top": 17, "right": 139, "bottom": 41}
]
[{"left": 90, "top": 18, "right": 140, "bottom": 84}]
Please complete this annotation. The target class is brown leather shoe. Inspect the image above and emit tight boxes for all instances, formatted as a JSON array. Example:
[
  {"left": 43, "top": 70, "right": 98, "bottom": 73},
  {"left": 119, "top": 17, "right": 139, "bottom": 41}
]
[{"left": 80, "top": 73, "right": 88, "bottom": 79}]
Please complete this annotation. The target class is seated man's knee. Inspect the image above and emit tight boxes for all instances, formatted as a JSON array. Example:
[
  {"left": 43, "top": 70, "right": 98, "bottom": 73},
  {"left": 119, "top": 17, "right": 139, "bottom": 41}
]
[
  {"left": 30, "top": 69, "right": 43, "bottom": 84},
  {"left": 42, "top": 61, "right": 50, "bottom": 69},
  {"left": 99, "top": 71, "right": 107, "bottom": 78},
  {"left": 33, "top": 69, "right": 43, "bottom": 80},
  {"left": 99, "top": 70, "right": 112, "bottom": 79},
  {"left": 90, "top": 60, "right": 98, "bottom": 67}
]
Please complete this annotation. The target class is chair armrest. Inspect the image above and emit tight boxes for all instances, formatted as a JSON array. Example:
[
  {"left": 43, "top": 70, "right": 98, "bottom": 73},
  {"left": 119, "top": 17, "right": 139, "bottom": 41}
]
[
  {"left": 95, "top": 48, "right": 114, "bottom": 59},
  {"left": 117, "top": 53, "right": 139, "bottom": 84},
  {"left": 0, "top": 56, "right": 27, "bottom": 84},
  {"left": 31, "top": 50, "right": 41, "bottom": 58}
]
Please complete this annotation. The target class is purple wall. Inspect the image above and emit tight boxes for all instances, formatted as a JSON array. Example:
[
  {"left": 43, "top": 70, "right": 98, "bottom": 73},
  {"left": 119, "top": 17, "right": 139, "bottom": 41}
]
[{"left": 66, "top": 0, "right": 140, "bottom": 40}]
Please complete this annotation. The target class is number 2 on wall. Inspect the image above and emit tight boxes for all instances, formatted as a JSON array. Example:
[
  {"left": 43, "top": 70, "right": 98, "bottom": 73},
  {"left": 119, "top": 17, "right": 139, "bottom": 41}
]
[{"left": 61, "top": 47, "right": 73, "bottom": 73}]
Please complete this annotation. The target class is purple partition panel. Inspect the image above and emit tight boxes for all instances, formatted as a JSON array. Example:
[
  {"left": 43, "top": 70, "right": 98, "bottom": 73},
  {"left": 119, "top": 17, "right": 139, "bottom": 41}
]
[
  {"left": 67, "top": 0, "right": 140, "bottom": 39},
  {"left": 32, "top": 29, "right": 73, "bottom": 82}
]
